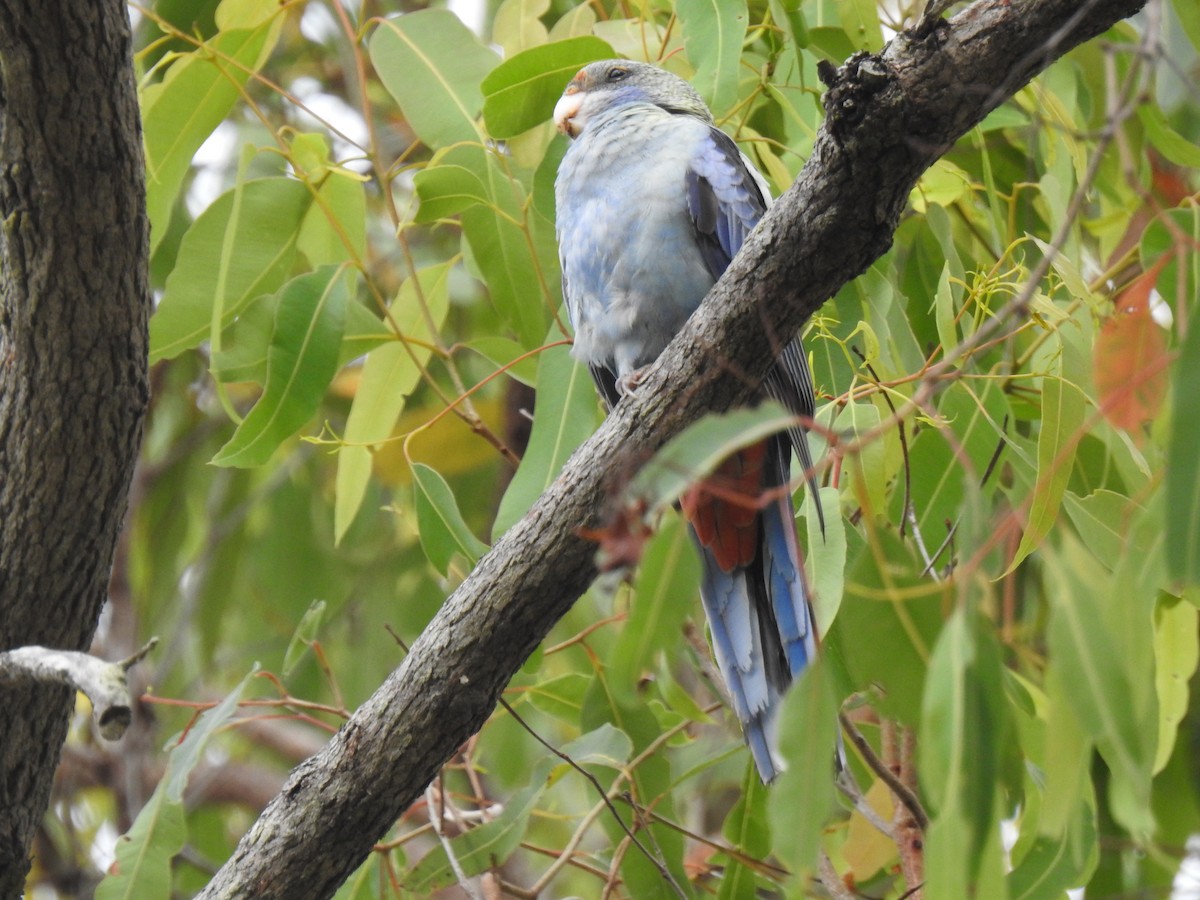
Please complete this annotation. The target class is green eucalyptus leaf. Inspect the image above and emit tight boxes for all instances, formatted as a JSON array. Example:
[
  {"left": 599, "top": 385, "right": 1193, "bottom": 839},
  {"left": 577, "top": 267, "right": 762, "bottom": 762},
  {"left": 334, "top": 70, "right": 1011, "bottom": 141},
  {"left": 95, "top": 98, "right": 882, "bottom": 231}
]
[
  {"left": 213, "top": 266, "right": 349, "bottom": 467},
  {"left": 676, "top": 0, "right": 748, "bottom": 114},
  {"left": 482, "top": 37, "right": 614, "bottom": 139},
  {"left": 369, "top": 11, "right": 499, "bottom": 149},
  {"left": 151, "top": 177, "right": 313, "bottom": 362},
  {"left": 142, "top": 19, "right": 283, "bottom": 253},
  {"left": 412, "top": 463, "right": 490, "bottom": 574}
]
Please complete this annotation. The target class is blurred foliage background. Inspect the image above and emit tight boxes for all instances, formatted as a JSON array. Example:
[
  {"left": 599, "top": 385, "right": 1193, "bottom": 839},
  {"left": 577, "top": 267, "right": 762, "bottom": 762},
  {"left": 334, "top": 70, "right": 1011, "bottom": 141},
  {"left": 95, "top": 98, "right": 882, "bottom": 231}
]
[{"left": 28, "top": 0, "right": 1200, "bottom": 896}]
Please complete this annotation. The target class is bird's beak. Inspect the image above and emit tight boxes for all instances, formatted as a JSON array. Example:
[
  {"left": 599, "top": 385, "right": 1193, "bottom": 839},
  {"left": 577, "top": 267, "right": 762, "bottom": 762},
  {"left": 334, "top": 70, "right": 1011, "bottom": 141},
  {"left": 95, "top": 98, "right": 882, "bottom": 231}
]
[{"left": 554, "top": 86, "right": 583, "bottom": 138}]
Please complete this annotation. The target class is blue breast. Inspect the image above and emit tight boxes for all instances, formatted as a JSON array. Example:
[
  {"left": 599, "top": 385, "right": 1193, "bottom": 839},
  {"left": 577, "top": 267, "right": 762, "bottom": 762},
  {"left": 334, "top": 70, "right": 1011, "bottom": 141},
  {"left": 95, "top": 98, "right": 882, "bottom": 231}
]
[{"left": 556, "top": 107, "right": 716, "bottom": 378}]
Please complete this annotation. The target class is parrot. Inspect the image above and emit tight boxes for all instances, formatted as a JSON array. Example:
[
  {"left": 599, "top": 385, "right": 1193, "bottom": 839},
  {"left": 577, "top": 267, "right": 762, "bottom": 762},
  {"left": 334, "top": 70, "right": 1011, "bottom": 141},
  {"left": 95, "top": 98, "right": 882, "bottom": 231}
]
[{"left": 552, "top": 60, "right": 822, "bottom": 783}]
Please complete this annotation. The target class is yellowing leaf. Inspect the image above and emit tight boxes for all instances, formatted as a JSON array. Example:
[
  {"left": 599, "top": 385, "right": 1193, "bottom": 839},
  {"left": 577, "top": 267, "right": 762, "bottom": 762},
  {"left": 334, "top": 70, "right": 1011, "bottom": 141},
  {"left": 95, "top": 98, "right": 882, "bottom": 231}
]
[
  {"left": 910, "top": 159, "right": 972, "bottom": 213},
  {"left": 843, "top": 778, "right": 897, "bottom": 881}
]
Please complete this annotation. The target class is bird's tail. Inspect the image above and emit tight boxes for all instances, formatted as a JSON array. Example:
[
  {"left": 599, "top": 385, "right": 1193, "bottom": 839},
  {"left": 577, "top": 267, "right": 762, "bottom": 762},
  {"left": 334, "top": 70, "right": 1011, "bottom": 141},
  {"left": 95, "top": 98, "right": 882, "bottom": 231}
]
[{"left": 686, "top": 437, "right": 816, "bottom": 783}]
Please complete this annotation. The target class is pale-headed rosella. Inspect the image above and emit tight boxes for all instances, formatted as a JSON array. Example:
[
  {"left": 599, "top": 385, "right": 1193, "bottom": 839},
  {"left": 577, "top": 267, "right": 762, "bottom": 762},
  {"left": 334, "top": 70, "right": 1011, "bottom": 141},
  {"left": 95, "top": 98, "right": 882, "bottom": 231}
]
[{"left": 553, "top": 60, "right": 822, "bottom": 783}]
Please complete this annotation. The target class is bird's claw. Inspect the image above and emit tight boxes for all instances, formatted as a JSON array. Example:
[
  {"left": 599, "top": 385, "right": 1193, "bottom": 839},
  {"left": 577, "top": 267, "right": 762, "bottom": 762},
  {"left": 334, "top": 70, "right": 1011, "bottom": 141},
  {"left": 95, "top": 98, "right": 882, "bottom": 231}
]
[{"left": 616, "top": 366, "right": 651, "bottom": 397}]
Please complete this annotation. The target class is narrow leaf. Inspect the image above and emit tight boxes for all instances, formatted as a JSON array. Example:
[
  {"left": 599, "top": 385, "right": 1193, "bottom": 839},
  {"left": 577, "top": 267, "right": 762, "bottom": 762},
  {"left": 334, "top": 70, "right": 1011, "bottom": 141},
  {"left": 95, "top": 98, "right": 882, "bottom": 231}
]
[
  {"left": 142, "top": 21, "right": 282, "bottom": 253},
  {"left": 335, "top": 264, "right": 452, "bottom": 541},
  {"left": 493, "top": 342, "right": 599, "bottom": 538},
  {"left": 933, "top": 261, "right": 958, "bottom": 355},
  {"left": 806, "top": 485, "right": 845, "bottom": 634},
  {"left": 1166, "top": 307, "right": 1200, "bottom": 583},
  {"left": 610, "top": 517, "right": 701, "bottom": 703},
  {"left": 719, "top": 769, "right": 770, "bottom": 899},
  {"left": 96, "top": 670, "right": 254, "bottom": 900},
  {"left": 676, "top": 0, "right": 748, "bottom": 114},
  {"left": 1046, "top": 538, "right": 1155, "bottom": 835},
  {"left": 767, "top": 661, "right": 839, "bottom": 881},
  {"left": 1040, "top": 668, "right": 1094, "bottom": 837},
  {"left": 369, "top": 11, "right": 499, "bottom": 149},
  {"left": 481, "top": 36, "right": 614, "bottom": 138},
  {"left": 94, "top": 785, "right": 185, "bottom": 900},
  {"left": 412, "top": 463, "right": 489, "bottom": 574},
  {"left": 1008, "top": 799, "right": 1098, "bottom": 900},
  {"left": 919, "top": 607, "right": 1007, "bottom": 880},
  {"left": 767, "top": 0, "right": 808, "bottom": 48},
  {"left": 1009, "top": 357, "right": 1086, "bottom": 571},
  {"left": 1138, "top": 104, "right": 1200, "bottom": 167},
  {"left": 150, "top": 178, "right": 313, "bottom": 361},
  {"left": 460, "top": 197, "right": 557, "bottom": 349},
  {"left": 282, "top": 600, "right": 327, "bottom": 677},
  {"left": 213, "top": 267, "right": 349, "bottom": 467},
  {"left": 843, "top": 400, "right": 888, "bottom": 517},
  {"left": 1153, "top": 595, "right": 1198, "bottom": 773},
  {"left": 627, "top": 402, "right": 797, "bottom": 517}
]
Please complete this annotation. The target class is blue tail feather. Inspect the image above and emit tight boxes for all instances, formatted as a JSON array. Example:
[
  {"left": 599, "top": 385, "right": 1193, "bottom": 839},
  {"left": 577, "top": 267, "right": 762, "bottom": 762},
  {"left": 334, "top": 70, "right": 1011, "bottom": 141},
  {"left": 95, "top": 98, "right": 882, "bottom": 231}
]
[{"left": 691, "top": 437, "right": 815, "bottom": 783}]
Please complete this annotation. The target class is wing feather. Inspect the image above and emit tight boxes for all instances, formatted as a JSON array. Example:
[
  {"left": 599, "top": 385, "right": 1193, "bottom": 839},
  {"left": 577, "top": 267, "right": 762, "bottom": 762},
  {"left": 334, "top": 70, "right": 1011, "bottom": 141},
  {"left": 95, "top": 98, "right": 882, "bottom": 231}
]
[{"left": 685, "top": 126, "right": 823, "bottom": 526}]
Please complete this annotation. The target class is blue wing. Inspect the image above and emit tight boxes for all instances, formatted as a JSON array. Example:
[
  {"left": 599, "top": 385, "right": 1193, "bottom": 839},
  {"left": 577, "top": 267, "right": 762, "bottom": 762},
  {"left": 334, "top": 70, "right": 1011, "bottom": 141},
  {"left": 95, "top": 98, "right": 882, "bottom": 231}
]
[
  {"left": 684, "top": 126, "right": 821, "bottom": 781},
  {"left": 685, "top": 126, "right": 821, "bottom": 505}
]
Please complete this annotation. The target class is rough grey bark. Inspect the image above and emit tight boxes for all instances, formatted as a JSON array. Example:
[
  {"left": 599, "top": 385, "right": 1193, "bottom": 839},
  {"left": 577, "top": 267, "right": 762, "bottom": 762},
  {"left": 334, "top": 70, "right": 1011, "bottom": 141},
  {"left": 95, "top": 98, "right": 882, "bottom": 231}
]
[
  {"left": 201, "top": 0, "right": 1145, "bottom": 896},
  {"left": 0, "top": 1, "right": 150, "bottom": 893}
]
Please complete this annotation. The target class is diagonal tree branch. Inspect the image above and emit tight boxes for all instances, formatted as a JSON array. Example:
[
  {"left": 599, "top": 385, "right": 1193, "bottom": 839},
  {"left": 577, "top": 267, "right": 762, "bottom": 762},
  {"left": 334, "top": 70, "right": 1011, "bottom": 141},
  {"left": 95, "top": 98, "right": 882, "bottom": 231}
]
[{"left": 199, "top": 1, "right": 1147, "bottom": 895}]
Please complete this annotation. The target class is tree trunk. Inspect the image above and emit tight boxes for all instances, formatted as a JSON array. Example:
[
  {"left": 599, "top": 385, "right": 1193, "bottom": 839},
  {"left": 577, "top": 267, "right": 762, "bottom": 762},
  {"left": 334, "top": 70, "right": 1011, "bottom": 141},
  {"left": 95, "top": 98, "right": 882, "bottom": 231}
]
[
  {"left": 0, "top": 1, "right": 149, "bottom": 892},
  {"left": 199, "top": 0, "right": 1146, "bottom": 896}
]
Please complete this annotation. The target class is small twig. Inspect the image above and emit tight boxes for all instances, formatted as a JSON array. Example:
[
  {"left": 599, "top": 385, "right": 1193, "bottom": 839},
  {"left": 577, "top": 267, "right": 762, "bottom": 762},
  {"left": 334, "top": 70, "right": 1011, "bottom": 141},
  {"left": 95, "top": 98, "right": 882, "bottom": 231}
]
[
  {"left": 424, "top": 784, "right": 484, "bottom": 900},
  {"left": 497, "top": 697, "right": 688, "bottom": 900},
  {"left": 0, "top": 637, "right": 159, "bottom": 740},
  {"left": 895, "top": 725, "right": 925, "bottom": 897},
  {"left": 919, "top": 522, "right": 958, "bottom": 579},
  {"left": 383, "top": 623, "right": 410, "bottom": 654},
  {"left": 979, "top": 418, "right": 1009, "bottom": 487},
  {"left": 817, "top": 850, "right": 856, "bottom": 900},
  {"left": 116, "top": 637, "right": 159, "bottom": 671},
  {"left": 835, "top": 768, "right": 896, "bottom": 840},
  {"left": 839, "top": 711, "right": 929, "bottom": 832}
]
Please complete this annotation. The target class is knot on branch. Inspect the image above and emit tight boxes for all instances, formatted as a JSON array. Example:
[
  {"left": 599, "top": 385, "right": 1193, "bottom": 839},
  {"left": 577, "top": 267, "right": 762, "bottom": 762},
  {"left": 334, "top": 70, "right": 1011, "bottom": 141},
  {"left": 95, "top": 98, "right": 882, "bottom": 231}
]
[{"left": 818, "top": 51, "right": 894, "bottom": 140}]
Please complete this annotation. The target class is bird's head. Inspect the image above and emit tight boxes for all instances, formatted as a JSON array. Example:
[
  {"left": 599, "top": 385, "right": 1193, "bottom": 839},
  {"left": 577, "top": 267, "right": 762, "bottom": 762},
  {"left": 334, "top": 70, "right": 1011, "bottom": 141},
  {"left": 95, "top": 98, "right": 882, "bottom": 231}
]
[{"left": 553, "top": 60, "right": 710, "bottom": 139}]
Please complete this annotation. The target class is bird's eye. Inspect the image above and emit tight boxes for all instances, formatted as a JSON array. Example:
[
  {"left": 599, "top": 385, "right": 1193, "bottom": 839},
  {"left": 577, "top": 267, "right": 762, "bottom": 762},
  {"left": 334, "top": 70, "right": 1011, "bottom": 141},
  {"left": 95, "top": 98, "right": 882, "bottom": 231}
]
[{"left": 607, "top": 67, "right": 628, "bottom": 82}]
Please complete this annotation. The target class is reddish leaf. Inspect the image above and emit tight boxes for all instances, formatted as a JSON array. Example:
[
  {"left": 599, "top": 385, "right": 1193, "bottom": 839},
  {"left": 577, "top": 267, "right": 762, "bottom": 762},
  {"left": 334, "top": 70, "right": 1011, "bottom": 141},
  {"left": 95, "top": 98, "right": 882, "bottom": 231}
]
[{"left": 1094, "top": 258, "right": 1171, "bottom": 431}]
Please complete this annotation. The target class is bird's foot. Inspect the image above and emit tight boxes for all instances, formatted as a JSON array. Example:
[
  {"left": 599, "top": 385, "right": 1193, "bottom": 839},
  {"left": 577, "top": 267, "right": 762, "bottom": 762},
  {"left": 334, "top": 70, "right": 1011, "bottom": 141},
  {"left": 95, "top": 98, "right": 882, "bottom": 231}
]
[{"left": 616, "top": 366, "right": 651, "bottom": 397}]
